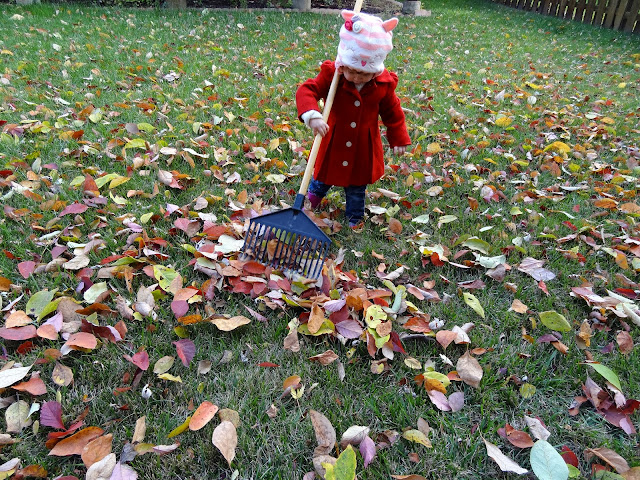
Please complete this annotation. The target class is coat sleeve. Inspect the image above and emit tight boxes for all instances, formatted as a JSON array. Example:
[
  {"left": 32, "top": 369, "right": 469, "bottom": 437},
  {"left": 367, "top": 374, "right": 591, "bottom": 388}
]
[
  {"left": 296, "top": 61, "right": 337, "bottom": 122},
  {"left": 379, "top": 72, "right": 411, "bottom": 148}
]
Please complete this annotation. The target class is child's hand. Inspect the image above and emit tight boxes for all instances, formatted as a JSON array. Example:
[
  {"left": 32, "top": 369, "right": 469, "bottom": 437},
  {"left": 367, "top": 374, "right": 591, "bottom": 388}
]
[
  {"left": 393, "top": 146, "right": 407, "bottom": 155},
  {"left": 309, "top": 118, "right": 329, "bottom": 137}
]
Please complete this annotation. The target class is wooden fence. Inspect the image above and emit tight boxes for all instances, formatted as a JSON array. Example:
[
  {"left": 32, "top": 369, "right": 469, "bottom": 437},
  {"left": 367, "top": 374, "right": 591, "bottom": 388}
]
[{"left": 491, "top": 0, "right": 640, "bottom": 33}]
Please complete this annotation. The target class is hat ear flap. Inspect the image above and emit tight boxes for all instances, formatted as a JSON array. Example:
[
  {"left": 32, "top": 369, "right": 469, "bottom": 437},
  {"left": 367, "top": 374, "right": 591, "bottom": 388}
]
[
  {"left": 382, "top": 17, "right": 398, "bottom": 32},
  {"left": 341, "top": 9, "right": 355, "bottom": 21}
]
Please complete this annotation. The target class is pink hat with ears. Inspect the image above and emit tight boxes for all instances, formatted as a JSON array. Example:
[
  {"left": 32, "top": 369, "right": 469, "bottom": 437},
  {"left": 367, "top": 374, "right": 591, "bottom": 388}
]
[{"left": 335, "top": 10, "right": 399, "bottom": 75}]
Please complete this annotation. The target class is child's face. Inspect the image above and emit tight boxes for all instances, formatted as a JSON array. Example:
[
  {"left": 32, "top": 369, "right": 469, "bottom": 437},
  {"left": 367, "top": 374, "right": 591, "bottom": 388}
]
[{"left": 339, "top": 66, "right": 376, "bottom": 84}]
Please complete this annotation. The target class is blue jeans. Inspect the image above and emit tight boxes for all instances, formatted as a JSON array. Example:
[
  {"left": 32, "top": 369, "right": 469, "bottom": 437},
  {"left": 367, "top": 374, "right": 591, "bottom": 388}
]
[{"left": 309, "top": 179, "right": 366, "bottom": 223}]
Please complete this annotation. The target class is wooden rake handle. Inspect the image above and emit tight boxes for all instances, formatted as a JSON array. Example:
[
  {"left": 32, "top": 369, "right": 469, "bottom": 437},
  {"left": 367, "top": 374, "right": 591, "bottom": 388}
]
[{"left": 298, "top": 0, "right": 364, "bottom": 196}]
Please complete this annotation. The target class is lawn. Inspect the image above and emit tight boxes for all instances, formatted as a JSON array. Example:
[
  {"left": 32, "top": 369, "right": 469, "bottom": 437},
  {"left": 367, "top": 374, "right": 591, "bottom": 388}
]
[{"left": 0, "top": 0, "right": 639, "bottom": 479}]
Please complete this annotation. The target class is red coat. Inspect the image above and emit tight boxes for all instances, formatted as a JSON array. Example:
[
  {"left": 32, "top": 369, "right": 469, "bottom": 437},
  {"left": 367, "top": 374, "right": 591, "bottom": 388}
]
[{"left": 296, "top": 61, "right": 410, "bottom": 187}]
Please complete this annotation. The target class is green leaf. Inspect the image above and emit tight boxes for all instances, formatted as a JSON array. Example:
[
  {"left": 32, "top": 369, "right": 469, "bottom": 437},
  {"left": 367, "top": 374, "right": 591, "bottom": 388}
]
[
  {"left": 539, "top": 311, "right": 571, "bottom": 332},
  {"left": 530, "top": 440, "right": 569, "bottom": 480},
  {"left": 325, "top": 445, "right": 356, "bottom": 480},
  {"left": 520, "top": 383, "right": 536, "bottom": 398},
  {"left": 437, "top": 214, "right": 458, "bottom": 228},
  {"left": 411, "top": 214, "right": 430, "bottom": 224},
  {"left": 584, "top": 363, "right": 623, "bottom": 391},
  {"left": 125, "top": 138, "right": 147, "bottom": 149},
  {"left": 461, "top": 237, "right": 490, "bottom": 255},
  {"left": 84, "top": 282, "right": 109, "bottom": 304},
  {"left": 153, "top": 265, "right": 182, "bottom": 295},
  {"left": 26, "top": 290, "right": 56, "bottom": 320},
  {"left": 463, "top": 292, "right": 485, "bottom": 319},
  {"left": 137, "top": 122, "right": 155, "bottom": 133},
  {"left": 38, "top": 297, "right": 62, "bottom": 321},
  {"left": 567, "top": 465, "right": 581, "bottom": 478}
]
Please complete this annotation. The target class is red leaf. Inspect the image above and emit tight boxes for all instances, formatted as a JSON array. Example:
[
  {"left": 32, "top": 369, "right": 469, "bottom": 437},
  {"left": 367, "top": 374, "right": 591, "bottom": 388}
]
[
  {"left": 59, "top": 202, "right": 88, "bottom": 217},
  {"left": 561, "top": 446, "right": 579, "bottom": 467},
  {"left": 258, "top": 362, "right": 280, "bottom": 368},
  {"left": 18, "top": 261, "right": 36, "bottom": 279},
  {"left": 41, "top": 401, "right": 65, "bottom": 430},
  {"left": 173, "top": 339, "right": 195, "bottom": 366},
  {"left": 0, "top": 325, "right": 37, "bottom": 341},
  {"left": 124, "top": 350, "right": 149, "bottom": 371}
]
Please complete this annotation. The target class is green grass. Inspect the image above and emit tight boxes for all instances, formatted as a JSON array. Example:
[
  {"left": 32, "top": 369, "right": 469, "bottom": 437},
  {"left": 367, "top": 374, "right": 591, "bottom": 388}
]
[{"left": 0, "top": 0, "right": 639, "bottom": 479}]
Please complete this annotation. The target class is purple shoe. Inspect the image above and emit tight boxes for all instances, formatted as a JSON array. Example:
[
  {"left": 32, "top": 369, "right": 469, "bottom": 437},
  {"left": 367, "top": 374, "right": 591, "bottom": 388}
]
[{"left": 307, "top": 192, "right": 322, "bottom": 209}]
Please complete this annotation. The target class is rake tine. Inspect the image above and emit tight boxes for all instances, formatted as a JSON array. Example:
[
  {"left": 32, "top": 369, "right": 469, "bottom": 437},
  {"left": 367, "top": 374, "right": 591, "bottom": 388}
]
[
  {"left": 301, "top": 238, "right": 316, "bottom": 276},
  {"left": 271, "top": 231, "right": 288, "bottom": 268},
  {"left": 284, "top": 234, "right": 301, "bottom": 270},
  {"left": 257, "top": 226, "right": 275, "bottom": 263}
]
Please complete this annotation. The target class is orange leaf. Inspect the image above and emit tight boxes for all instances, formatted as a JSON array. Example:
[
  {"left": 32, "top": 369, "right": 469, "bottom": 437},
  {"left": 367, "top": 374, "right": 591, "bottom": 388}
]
[
  {"left": 189, "top": 401, "right": 219, "bottom": 431},
  {"left": 48, "top": 427, "right": 104, "bottom": 456},
  {"left": 12, "top": 376, "right": 47, "bottom": 396},
  {"left": 307, "top": 303, "right": 325, "bottom": 335},
  {"left": 81, "top": 433, "right": 113, "bottom": 467},
  {"left": 65, "top": 332, "right": 97, "bottom": 350},
  {"left": 283, "top": 375, "right": 301, "bottom": 391},
  {"left": 435, "top": 330, "right": 458, "bottom": 350}
]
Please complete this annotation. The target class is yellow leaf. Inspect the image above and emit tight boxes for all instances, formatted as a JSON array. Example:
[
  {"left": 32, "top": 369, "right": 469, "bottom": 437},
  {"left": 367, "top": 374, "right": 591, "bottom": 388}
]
[
  {"left": 463, "top": 292, "right": 485, "bottom": 319},
  {"left": 495, "top": 116, "right": 512, "bottom": 127},
  {"left": 167, "top": 416, "right": 191, "bottom": 438},
  {"left": 402, "top": 429, "right": 432, "bottom": 448},
  {"left": 426, "top": 143, "right": 442, "bottom": 154},
  {"left": 157, "top": 373, "right": 182, "bottom": 383},
  {"left": 404, "top": 357, "right": 422, "bottom": 370},
  {"left": 543, "top": 141, "right": 571, "bottom": 154}
]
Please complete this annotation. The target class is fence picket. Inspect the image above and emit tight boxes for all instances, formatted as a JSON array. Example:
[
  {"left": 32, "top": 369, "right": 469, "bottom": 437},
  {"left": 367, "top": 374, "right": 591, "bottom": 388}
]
[
  {"left": 625, "top": 0, "right": 640, "bottom": 30},
  {"left": 594, "top": 0, "right": 610, "bottom": 25},
  {"left": 493, "top": 0, "right": 639, "bottom": 33},
  {"left": 604, "top": 0, "right": 620, "bottom": 27},
  {"left": 613, "top": 0, "right": 630, "bottom": 28}
]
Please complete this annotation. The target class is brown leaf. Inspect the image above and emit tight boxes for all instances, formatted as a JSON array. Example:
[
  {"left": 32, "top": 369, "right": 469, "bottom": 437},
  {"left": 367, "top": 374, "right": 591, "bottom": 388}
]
[
  {"left": 189, "top": 401, "right": 219, "bottom": 431},
  {"left": 218, "top": 408, "right": 240, "bottom": 428},
  {"left": 211, "top": 421, "right": 237, "bottom": 466},
  {"left": 391, "top": 475, "right": 428, "bottom": 480},
  {"left": 283, "top": 330, "right": 300, "bottom": 352},
  {"left": 209, "top": 315, "right": 251, "bottom": 331},
  {"left": 509, "top": 299, "right": 528, "bottom": 314},
  {"left": 456, "top": 351, "right": 483, "bottom": 388},
  {"left": 621, "top": 467, "right": 640, "bottom": 480},
  {"left": 51, "top": 363, "right": 73, "bottom": 387},
  {"left": 585, "top": 447, "right": 630, "bottom": 474},
  {"left": 49, "top": 427, "right": 104, "bottom": 456},
  {"left": 504, "top": 424, "right": 534, "bottom": 448},
  {"left": 81, "top": 434, "right": 113, "bottom": 468},
  {"left": 388, "top": 217, "right": 403, "bottom": 234},
  {"left": 309, "top": 410, "right": 336, "bottom": 456},
  {"left": 616, "top": 331, "right": 633, "bottom": 355},
  {"left": 132, "top": 416, "right": 146, "bottom": 444},
  {"left": 435, "top": 330, "right": 458, "bottom": 349},
  {"left": 308, "top": 350, "right": 339, "bottom": 366}
]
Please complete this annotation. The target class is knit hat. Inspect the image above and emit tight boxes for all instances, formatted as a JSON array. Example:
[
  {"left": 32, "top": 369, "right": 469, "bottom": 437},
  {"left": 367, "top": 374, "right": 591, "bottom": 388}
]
[{"left": 335, "top": 10, "right": 399, "bottom": 75}]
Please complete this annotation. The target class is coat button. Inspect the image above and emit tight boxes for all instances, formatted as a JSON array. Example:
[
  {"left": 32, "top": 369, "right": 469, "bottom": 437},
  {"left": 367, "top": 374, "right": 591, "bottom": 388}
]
[
  {"left": 342, "top": 161, "right": 349, "bottom": 166},
  {"left": 354, "top": 100, "right": 360, "bottom": 107},
  {"left": 346, "top": 141, "right": 352, "bottom": 147},
  {"left": 350, "top": 122, "right": 356, "bottom": 128}
]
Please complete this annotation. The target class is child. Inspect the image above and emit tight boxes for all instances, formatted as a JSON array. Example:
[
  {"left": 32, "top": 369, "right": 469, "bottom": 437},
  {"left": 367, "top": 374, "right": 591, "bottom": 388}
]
[{"left": 296, "top": 10, "right": 410, "bottom": 229}]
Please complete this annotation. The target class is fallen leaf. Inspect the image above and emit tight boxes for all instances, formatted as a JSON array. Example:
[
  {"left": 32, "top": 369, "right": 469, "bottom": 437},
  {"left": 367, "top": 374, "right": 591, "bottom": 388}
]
[
  {"left": 5, "top": 400, "right": 31, "bottom": 433},
  {"left": 49, "top": 426, "right": 104, "bottom": 456},
  {"left": 209, "top": 315, "right": 251, "bottom": 331},
  {"left": 51, "top": 363, "right": 73, "bottom": 387},
  {"left": 483, "top": 438, "right": 528, "bottom": 475},
  {"left": 402, "top": 429, "right": 432, "bottom": 448},
  {"left": 524, "top": 416, "right": 551, "bottom": 441},
  {"left": 340, "top": 426, "right": 370, "bottom": 447},
  {"left": 456, "top": 351, "right": 483, "bottom": 388},
  {"left": 309, "top": 350, "right": 339, "bottom": 366},
  {"left": 11, "top": 375, "right": 47, "bottom": 396},
  {"left": 360, "top": 435, "right": 376, "bottom": 468},
  {"left": 310, "top": 410, "right": 336, "bottom": 456},
  {"left": 85, "top": 453, "right": 116, "bottom": 480},
  {"left": 173, "top": 339, "right": 196, "bottom": 367},
  {"left": 189, "top": 401, "right": 219, "bottom": 431},
  {"left": 40, "top": 401, "right": 64, "bottom": 430},
  {"left": 81, "top": 434, "right": 113, "bottom": 468},
  {"left": 585, "top": 447, "right": 630, "bottom": 474},
  {"left": 530, "top": 440, "right": 569, "bottom": 480},
  {"left": 211, "top": 421, "right": 237, "bottom": 466}
]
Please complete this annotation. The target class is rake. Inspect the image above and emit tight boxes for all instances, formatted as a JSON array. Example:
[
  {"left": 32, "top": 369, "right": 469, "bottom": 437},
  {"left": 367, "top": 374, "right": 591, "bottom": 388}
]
[{"left": 242, "top": 0, "right": 365, "bottom": 278}]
